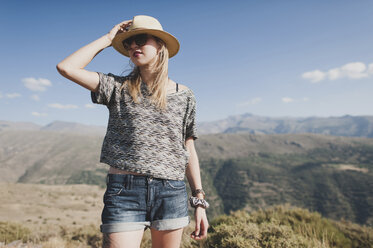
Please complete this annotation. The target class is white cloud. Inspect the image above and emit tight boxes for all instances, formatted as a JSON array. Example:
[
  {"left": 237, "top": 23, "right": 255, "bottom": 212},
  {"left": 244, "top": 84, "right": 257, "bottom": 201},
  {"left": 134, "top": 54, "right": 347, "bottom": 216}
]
[
  {"left": 301, "top": 70, "right": 326, "bottom": 83},
  {"left": 303, "top": 61, "right": 372, "bottom": 83},
  {"left": 48, "top": 103, "right": 78, "bottom": 109},
  {"left": 368, "top": 63, "right": 373, "bottom": 74},
  {"left": 31, "top": 112, "right": 47, "bottom": 117},
  {"left": 22, "top": 77, "right": 52, "bottom": 92},
  {"left": 281, "top": 97, "right": 309, "bottom": 103},
  {"left": 327, "top": 68, "right": 341, "bottom": 80},
  {"left": 31, "top": 95, "right": 40, "bottom": 101},
  {"left": 341, "top": 62, "right": 368, "bottom": 79},
  {"left": 237, "top": 97, "right": 262, "bottom": 107},
  {"left": 6, "top": 93, "right": 21, "bottom": 98},
  {"left": 85, "top": 104, "right": 95, "bottom": 109},
  {"left": 282, "top": 97, "right": 294, "bottom": 103},
  {"left": 251, "top": 97, "right": 262, "bottom": 104}
]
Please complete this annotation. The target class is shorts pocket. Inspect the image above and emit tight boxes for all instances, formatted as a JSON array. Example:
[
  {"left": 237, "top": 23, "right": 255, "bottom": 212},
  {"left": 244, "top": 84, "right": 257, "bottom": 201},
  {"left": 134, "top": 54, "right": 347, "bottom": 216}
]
[
  {"left": 165, "top": 179, "right": 186, "bottom": 190},
  {"left": 105, "top": 182, "right": 126, "bottom": 197}
]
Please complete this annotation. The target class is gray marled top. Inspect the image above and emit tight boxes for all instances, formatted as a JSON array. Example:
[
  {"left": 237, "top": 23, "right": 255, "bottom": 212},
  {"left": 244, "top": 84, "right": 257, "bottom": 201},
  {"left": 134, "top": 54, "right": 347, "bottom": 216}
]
[{"left": 91, "top": 72, "right": 198, "bottom": 180}]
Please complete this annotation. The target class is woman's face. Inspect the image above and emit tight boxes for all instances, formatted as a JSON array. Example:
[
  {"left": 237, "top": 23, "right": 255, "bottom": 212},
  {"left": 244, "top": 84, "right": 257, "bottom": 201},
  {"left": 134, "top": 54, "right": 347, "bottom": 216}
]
[{"left": 126, "top": 34, "right": 160, "bottom": 67}]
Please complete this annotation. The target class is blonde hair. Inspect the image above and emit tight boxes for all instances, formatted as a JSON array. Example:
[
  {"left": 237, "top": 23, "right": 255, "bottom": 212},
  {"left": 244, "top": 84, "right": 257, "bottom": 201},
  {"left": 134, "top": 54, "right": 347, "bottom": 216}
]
[{"left": 119, "top": 36, "right": 170, "bottom": 111}]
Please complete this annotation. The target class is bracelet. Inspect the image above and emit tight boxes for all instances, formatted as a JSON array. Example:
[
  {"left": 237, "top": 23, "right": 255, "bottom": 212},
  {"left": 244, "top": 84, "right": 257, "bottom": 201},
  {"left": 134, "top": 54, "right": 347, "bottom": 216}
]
[
  {"left": 192, "top": 188, "right": 205, "bottom": 197},
  {"left": 189, "top": 196, "right": 210, "bottom": 209}
]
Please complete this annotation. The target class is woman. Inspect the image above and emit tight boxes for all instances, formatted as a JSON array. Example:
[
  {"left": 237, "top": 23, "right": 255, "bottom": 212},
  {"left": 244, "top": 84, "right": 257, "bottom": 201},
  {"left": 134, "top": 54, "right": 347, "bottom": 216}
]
[{"left": 56, "top": 15, "right": 209, "bottom": 248}]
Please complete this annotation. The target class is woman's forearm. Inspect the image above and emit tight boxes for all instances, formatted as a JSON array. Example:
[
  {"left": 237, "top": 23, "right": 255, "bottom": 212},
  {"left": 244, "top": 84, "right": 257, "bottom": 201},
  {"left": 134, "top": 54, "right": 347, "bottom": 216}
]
[
  {"left": 57, "top": 34, "right": 111, "bottom": 70},
  {"left": 185, "top": 139, "right": 203, "bottom": 198}
]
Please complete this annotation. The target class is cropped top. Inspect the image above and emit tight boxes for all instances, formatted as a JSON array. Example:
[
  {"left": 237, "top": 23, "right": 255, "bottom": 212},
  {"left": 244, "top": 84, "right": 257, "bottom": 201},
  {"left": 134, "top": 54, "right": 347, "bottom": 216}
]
[{"left": 90, "top": 72, "right": 198, "bottom": 180}]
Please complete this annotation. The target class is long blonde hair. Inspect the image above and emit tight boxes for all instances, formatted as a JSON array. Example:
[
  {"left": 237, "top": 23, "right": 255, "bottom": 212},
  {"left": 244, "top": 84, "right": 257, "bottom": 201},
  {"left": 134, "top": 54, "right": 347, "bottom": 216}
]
[{"left": 119, "top": 36, "right": 170, "bottom": 111}]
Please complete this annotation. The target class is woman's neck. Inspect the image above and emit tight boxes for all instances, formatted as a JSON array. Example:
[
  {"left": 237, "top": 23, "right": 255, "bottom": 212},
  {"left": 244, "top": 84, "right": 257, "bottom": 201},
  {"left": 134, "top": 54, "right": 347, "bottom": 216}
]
[
  {"left": 139, "top": 67, "right": 156, "bottom": 86},
  {"left": 139, "top": 66, "right": 169, "bottom": 87}
]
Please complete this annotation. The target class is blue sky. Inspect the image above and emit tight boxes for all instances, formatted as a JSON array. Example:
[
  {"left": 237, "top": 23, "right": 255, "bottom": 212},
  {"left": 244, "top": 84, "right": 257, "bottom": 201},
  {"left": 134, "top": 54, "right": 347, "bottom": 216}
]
[{"left": 1, "top": 0, "right": 373, "bottom": 126}]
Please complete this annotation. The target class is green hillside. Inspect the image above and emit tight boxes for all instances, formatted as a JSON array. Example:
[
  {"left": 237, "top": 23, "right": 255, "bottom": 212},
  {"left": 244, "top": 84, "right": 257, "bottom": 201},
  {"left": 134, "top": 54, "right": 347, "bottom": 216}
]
[
  {"left": 203, "top": 149, "right": 373, "bottom": 226},
  {"left": 1, "top": 130, "right": 373, "bottom": 226}
]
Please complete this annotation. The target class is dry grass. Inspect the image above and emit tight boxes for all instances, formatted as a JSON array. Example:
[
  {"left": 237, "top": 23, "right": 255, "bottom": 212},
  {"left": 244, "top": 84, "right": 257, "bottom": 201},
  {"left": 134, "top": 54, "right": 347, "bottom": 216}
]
[
  {"left": 0, "top": 183, "right": 204, "bottom": 247},
  {"left": 0, "top": 183, "right": 104, "bottom": 231},
  {"left": 2, "top": 183, "right": 372, "bottom": 247}
]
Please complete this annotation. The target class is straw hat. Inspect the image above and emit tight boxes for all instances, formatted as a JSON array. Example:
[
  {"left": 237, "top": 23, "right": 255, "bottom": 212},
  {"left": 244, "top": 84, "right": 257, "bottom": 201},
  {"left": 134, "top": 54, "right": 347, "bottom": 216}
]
[{"left": 112, "top": 15, "right": 180, "bottom": 58}]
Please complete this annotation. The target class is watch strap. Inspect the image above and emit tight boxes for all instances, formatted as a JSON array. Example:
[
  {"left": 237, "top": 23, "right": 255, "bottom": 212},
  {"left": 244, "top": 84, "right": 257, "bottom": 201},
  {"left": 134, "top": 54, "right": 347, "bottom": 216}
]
[{"left": 192, "top": 188, "right": 205, "bottom": 197}]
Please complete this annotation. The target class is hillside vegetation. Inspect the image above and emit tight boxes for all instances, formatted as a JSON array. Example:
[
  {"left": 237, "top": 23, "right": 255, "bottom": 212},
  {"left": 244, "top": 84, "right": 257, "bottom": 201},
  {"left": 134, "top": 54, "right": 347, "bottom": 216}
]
[
  {"left": 1, "top": 186, "right": 372, "bottom": 248},
  {"left": 1, "top": 131, "right": 373, "bottom": 226},
  {"left": 204, "top": 204, "right": 373, "bottom": 248},
  {"left": 204, "top": 150, "right": 373, "bottom": 226}
]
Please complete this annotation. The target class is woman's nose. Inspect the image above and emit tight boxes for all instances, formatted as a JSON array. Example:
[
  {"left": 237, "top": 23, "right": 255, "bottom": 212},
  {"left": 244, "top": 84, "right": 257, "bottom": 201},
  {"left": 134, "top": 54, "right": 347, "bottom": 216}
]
[{"left": 130, "top": 40, "right": 138, "bottom": 49}]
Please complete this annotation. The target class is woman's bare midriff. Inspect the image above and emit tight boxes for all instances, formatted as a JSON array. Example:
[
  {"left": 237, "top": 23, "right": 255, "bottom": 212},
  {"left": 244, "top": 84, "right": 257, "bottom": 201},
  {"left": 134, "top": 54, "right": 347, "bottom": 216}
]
[{"left": 108, "top": 166, "right": 145, "bottom": 176}]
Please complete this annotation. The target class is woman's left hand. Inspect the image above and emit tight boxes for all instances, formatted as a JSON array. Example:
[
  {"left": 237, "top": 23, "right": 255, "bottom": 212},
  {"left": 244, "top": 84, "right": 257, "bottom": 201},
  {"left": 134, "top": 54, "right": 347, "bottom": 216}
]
[{"left": 191, "top": 207, "right": 209, "bottom": 240}]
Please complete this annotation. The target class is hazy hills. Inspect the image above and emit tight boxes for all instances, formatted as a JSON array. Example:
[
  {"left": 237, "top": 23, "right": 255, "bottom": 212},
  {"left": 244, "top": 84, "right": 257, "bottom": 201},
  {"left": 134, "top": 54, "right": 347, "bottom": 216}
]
[
  {"left": 1, "top": 125, "right": 373, "bottom": 226},
  {"left": 0, "top": 130, "right": 105, "bottom": 184},
  {"left": 0, "top": 120, "right": 106, "bottom": 136},
  {"left": 1, "top": 115, "right": 373, "bottom": 226},
  {"left": 2, "top": 112, "right": 373, "bottom": 137},
  {"left": 196, "top": 132, "right": 373, "bottom": 225},
  {"left": 2, "top": 127, "right": 373, "bottom": 184},
  {"left": 198, "top": 113, "right": 373, "bottom": 137}
]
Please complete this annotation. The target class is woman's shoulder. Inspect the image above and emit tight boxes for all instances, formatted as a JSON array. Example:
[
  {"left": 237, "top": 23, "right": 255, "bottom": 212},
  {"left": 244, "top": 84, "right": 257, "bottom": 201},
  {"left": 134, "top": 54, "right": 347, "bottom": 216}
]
[
  {"left": 177, "top": 83, "right": 189, "bottom": 92},
  {"left": 170, "top": 79, "right": 194, "bottom": 95},
  {"left": 105, "top": 72, "right": 131, "bottom": 81},
  {"left": 98, "top": 72, "right": 131, "bottom": 88}
]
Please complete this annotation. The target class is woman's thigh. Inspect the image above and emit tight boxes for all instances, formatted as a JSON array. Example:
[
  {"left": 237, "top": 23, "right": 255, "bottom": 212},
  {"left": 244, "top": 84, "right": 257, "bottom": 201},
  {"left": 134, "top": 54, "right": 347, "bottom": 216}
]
[
  {"left": 102, "top": 229, "right": 145, "bottom": 248},
  {"left": 150, "top": 227, "right": 184, "bottom": 248}
]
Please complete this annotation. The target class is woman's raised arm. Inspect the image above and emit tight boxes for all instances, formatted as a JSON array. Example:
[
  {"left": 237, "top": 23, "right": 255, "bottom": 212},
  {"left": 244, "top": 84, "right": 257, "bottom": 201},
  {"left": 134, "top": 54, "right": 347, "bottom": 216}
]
[{"left": 56, "top": 20, "right": 132, "bottom": 92}]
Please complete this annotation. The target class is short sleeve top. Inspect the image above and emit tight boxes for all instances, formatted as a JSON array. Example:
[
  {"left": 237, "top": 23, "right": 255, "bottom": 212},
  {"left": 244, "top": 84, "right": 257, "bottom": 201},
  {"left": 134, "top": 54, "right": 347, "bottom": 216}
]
[{"left": 90, "top": 72, "right": 198, "bottom": 180}]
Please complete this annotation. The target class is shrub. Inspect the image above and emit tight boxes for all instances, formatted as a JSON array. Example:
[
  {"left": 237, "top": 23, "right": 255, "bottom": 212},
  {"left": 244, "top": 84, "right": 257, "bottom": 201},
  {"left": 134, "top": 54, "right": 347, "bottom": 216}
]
[
  {"left": 0, "top": 221, "right": 32, "bottom": 244},
  {"left": 203, "top": 204, "right": 373, "bottom": 248}
]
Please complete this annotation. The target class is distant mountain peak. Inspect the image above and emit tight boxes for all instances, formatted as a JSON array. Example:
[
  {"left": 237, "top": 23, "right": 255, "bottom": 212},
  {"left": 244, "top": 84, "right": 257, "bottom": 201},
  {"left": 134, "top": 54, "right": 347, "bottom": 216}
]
[
  {"left": 0, "top": 120, "right": 41, "bottom": 131},
  {"left": 40, "top": 120, "right": 106, "bottom": 135}
]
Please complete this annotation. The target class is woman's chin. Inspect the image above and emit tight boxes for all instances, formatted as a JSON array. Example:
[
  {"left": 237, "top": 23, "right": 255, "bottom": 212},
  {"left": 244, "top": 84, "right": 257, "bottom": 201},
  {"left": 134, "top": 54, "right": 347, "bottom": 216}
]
[
  {"left": 133, "top": 61, "right": 156, "bottom": 68},
  {"left": 131, "top": 58, "right": 148, "bottom": 67}
]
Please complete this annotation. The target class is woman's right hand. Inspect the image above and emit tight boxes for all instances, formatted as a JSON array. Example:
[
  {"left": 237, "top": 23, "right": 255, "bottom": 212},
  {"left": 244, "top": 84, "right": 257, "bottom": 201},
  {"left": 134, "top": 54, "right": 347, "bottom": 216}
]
[{"left": 106, "top": 20, "right": 133, "bottom": 45}]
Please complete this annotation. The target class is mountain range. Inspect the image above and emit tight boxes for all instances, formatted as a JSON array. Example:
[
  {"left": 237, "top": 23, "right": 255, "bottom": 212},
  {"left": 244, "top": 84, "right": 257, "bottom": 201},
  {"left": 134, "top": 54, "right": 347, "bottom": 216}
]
[
  {"left": 1, "top": 114, "right": 373, "bottom": 226},
  {"left": 2, "top": 113, "right": 373, "bottom": 137}
]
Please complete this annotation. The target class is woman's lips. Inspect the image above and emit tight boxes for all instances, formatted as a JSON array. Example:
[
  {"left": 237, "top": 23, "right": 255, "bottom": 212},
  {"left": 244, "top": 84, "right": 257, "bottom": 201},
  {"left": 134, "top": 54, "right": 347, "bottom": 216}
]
[{"left": 133, "top": 51, "right": 142, "bottom": 57}]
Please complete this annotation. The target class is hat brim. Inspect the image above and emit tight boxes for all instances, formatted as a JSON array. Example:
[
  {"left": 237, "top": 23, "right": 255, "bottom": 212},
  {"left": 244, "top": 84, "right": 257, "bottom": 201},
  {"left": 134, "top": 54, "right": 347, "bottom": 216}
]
[{"left": 112, "top": 29, "right": 180, "bottom": 58}]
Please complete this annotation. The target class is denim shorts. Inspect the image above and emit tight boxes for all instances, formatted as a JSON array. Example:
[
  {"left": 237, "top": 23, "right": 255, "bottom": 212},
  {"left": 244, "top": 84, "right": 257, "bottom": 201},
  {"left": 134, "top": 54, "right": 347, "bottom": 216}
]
[{"left": 100, "top": 173, "right": 190, "bottom": 233}]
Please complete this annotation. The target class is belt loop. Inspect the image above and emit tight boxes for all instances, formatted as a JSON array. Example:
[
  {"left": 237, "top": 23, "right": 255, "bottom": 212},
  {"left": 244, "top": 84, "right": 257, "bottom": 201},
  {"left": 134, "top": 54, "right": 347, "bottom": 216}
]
[
  {"left": 128, "top": 174, "right": 133, "bottom": 190},
  {"left": 162, "top": 179, "right": 166, "bottom": 187},
  {"left": 106, "top": 174, "right": 109, "bottom": 185}
]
